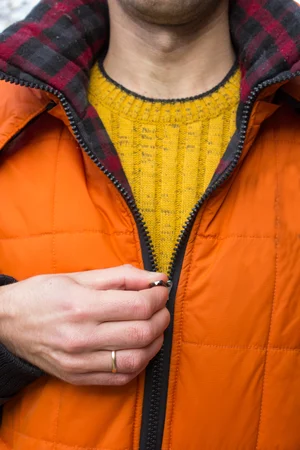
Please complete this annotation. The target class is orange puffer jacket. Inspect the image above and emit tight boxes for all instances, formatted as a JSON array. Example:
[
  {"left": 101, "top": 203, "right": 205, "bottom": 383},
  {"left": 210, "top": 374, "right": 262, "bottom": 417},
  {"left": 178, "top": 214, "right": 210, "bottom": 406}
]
[{"left": 1, "top": 0, "right": 300, "bottom": 449}]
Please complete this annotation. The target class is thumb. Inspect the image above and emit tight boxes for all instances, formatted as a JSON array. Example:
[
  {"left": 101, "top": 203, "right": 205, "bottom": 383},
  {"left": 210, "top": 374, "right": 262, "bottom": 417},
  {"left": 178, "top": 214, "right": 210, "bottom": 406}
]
[{"left": 68, "top": 265, "right": 168, "bottom": 291}]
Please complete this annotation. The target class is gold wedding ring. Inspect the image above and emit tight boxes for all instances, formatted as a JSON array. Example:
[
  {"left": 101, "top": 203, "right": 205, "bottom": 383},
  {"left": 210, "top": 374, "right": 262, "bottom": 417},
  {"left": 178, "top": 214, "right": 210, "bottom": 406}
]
[{"left": 111, "top": 350, "right": 117, "bottom": 374}]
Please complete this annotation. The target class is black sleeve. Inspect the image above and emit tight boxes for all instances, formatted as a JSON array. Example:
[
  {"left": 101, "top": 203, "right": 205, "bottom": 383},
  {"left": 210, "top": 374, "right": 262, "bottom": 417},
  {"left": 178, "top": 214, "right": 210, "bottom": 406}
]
[{"left": 0, "top": 275, "right": 43, "bottom": 407}]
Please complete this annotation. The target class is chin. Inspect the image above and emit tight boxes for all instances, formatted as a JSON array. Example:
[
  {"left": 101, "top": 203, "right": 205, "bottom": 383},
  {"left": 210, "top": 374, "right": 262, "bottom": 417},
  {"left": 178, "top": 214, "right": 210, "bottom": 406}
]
[{"left": 116, "top": 0, "right": 223, "bottom": 26}]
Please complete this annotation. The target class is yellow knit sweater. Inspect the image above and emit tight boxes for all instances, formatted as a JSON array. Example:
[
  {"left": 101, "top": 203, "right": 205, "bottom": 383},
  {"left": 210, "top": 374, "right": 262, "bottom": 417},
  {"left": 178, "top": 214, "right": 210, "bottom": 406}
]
[{"left": 88, "top": 63, "right": 241, "bottom": 273}]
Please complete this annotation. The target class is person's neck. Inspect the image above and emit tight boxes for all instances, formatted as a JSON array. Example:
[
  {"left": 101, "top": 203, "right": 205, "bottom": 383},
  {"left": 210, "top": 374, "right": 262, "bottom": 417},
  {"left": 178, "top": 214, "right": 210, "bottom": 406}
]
[{"left": 103, "top": 1, "right": 236, "bottom": 100}]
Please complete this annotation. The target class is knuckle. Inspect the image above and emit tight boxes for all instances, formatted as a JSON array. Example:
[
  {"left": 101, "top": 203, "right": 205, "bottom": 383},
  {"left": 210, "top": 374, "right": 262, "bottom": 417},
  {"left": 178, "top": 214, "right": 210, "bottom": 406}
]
[
  {"left": 62, "top": 336, "right": 87, "bottom": 354},
  {"left": 127, "top": 325, "right": 140, "bottom": 344},
  {"left": 127, "top": 323, "right": 153, "bottom": 346},
  {"left": 145, "top": 322, "right": 156, "bottom": 344},
  {"left": 62, "top": 339, "right": 75, "bottom": 354},
  {"left": 68, "top": 304, "right": 88, "bottom": 322},
  {"left": 122, "top": 352, "right": 143, "bottom": 373},
  {"left": 135, "top": 294, "right": 152, "bottom": 319},
  {"left": 42, "top": 274, "right": 67, "bottom": 293},
  {"left": 140, "top": 323, "right": 154, "bottom": 345}
]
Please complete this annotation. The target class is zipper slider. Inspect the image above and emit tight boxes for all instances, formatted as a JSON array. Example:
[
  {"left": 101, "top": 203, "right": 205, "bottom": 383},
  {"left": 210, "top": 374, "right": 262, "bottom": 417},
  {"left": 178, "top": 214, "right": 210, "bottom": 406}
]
[{"left": 149, "top": 279, "right": 173, "bottom": 293}]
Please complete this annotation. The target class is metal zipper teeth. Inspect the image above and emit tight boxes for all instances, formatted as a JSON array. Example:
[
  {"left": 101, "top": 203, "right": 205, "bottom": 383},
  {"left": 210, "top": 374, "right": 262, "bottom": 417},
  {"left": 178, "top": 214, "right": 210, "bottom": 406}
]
[
  {"left": 0, "top": 72, "right": 159, "bottom": 273},
  {"left": 144, "top": 69, "right": 300, "bottom": 450}
]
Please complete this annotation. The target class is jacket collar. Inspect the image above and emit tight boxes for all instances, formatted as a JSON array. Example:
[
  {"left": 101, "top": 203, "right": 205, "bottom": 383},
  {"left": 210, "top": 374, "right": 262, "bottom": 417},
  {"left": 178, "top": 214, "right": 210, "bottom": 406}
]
[
  {"left": 0, "top": 0, "right": 109, "bottom": 116},
  {"left": 0, "top": 0, "right": 299, "bottom": 109},
  {"left": 0, "top": 0, "right": 299, "bottom": 189},
  {"left": 230, "top": 0, "right": 300, "bottom": 100}
]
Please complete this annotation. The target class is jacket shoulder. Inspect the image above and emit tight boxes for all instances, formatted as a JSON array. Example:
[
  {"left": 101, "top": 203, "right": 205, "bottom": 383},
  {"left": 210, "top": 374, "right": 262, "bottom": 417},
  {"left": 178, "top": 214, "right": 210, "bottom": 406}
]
[{"left": 0, "top": 80, "right": 51, "bottom": 150}]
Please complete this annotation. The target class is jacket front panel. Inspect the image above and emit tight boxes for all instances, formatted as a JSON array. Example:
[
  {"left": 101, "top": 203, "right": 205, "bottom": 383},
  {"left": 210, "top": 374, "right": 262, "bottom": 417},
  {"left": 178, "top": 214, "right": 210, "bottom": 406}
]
[
  {"left": 163, "top": 104, "right": 300, "bottom": 450},
  {"left": 0, "top": 105, "right": 146, "bottom": 450}
]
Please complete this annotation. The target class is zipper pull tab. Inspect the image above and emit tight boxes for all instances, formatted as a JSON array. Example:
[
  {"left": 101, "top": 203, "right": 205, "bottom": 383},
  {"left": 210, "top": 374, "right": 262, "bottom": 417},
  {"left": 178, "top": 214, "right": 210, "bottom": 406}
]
[{"left": 149, "top": 279, "right": 173, "bottom": 293}]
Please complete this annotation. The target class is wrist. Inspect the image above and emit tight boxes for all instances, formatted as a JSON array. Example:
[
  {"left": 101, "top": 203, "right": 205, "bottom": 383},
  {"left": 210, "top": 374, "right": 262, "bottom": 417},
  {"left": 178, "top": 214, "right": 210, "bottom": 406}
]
[{"left": 0, "top": 275, "right": 17, "bottom": 342}]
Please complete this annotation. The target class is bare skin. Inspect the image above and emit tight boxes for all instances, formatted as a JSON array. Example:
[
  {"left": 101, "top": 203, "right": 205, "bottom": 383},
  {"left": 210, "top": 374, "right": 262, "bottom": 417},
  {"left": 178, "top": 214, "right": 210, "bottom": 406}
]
[
  {"left": 104, "top": 0, "right": 236, "bottom": 99},
  {"left": 0, "top": 266, "right": 170, "bottom": 386}
]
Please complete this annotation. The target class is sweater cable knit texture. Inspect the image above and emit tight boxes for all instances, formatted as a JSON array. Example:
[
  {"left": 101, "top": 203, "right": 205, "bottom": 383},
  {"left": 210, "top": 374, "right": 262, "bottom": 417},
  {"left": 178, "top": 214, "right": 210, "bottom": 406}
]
[{"left": 88, "top": 62, "right": 241, "bottom": 273}]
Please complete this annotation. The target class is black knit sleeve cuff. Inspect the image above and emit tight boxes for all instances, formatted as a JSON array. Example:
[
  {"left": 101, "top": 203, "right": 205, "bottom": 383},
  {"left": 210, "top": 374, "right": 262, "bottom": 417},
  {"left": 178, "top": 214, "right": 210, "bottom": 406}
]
[
  {"left": 0, "top": 275, "right": 17, "bottom": 286},
  {"left": 0, "top": 344, "right": 44, "bottom": 400},
  {"left": 0, "top": 275, "right": 44, "bottom": 403}
]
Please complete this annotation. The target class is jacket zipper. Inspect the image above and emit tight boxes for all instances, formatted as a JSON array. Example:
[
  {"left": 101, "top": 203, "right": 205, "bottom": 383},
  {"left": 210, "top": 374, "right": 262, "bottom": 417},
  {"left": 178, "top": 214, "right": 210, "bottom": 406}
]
[
  {"left": 0, "top": 69, "right": 299, "bottom": 449},
  {"left": 140, "top": 69, "right": 300, "bottom": 450}
]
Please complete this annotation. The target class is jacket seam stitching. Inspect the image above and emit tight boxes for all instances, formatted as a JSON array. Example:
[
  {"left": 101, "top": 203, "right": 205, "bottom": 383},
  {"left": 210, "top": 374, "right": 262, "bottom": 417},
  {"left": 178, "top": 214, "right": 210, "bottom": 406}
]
[
  {"left": 50, "top": 127, "right": 64, "bottom": 446},
  {"left": 0, "top": 231, "right": 134, "bottom": 241},
  {"left": 255, "top": 129, "right": 279, "bottom": 450},
  {"left": 51, "top": 124, "right": 64, "bottom": 274},
  {"left": 260, "top": 139, "right": 300, "bottom": 144},
  {"left": 182, "top": 341, "right": 300, "bottom": 352},
  {"left": 53, "top": 383, "right": 64, "bottom": 447},
  {"left": 1, "top": 426, "right": 130, "bottom": 450},
  {"left": 195, "top": 234, "right": 273, "bottom": 239},
  {"left": 80, "top": 147, "right": 134, "bottom": 232}
]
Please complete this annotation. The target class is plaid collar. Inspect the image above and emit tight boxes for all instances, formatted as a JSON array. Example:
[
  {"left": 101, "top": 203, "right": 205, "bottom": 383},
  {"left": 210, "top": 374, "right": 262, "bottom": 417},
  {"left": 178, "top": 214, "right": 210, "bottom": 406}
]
[{"left": 0, "top": 0, "right": 299, "bottom": 188}]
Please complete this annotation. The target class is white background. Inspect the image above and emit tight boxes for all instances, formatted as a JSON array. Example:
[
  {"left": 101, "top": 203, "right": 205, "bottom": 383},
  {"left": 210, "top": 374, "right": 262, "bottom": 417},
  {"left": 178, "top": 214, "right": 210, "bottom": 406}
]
[{"left": 0, "top": 0, "right": 39, "bottom": 31}]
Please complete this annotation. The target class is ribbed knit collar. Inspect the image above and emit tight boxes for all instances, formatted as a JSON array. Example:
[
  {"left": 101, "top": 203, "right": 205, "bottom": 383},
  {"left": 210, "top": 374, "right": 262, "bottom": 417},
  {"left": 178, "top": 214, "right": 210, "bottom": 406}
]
[{"left": 88, "top": 62, "right": 241, "bottom": 124}]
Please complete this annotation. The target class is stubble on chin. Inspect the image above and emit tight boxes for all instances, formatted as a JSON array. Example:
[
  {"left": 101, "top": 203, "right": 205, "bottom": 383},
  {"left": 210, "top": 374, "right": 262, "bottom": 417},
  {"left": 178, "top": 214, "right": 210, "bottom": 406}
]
[{"left": 114, "top": 0, "right": 224, "bottom": 27}]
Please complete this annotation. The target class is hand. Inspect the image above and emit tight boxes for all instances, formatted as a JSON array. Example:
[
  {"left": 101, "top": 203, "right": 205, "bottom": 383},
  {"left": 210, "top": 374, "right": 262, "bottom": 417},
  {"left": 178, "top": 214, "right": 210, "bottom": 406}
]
[{"left": 0, "top": 265, "right": 170, "bottom": 386}]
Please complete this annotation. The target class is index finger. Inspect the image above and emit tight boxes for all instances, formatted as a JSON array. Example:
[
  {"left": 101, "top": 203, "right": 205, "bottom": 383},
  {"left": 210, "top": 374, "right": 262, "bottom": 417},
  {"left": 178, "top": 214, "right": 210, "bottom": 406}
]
[
  {"left": 69, "top": 265, "right": 168, "bottom": 291},
  {"left": 84, "top": 285, "right": 170, "bottom": 322}
]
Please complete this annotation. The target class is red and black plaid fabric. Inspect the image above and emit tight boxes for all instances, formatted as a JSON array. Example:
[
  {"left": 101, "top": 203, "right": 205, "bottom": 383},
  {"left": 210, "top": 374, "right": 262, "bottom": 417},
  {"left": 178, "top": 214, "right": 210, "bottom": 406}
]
[{"left": 0, "top": 0, "right": 299, "bottom": 189}]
